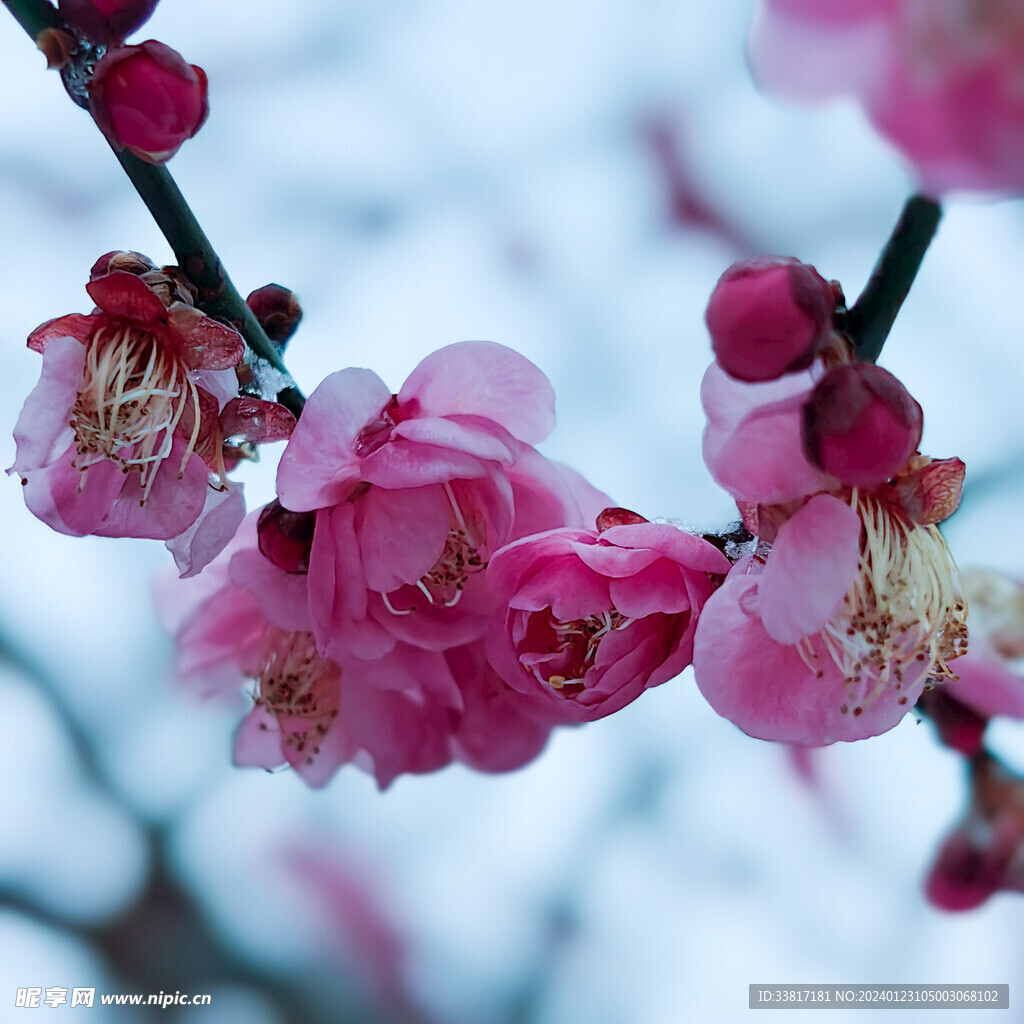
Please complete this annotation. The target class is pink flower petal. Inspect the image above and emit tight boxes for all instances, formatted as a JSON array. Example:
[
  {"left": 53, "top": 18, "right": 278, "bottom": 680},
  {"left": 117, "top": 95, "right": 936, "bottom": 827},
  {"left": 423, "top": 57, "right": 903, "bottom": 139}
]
[
  {"left": 509, "top": 559, "right": 611, "bottom": 620},
  {"left": 758, "top": 493, "right": 861, "bottom": 644},
  {"left": 609, "top": 561, "right": 690, "bottom": 617},
  {"left": 308, "top": 504, "right": 396, "bottom": 661},
  {"left": 165, "top": 304, "right": 245, "bottom": 370},
  {"left": 357, "top": 484, "right": 451, "bottom": 594},
  {"left": 599, "top": 522, "right": 731, "bottom": 575},
  {"left": 25, "top": 449, "right": 124, "bottom": 536},
  {"left": 277, "top": 368, "right": 391, "bottom": 511},
  {"left": 93, "top": 444, "right": 208, "bottom": 539},
  {"left": 229, "top": 545, "right": 312, "bottom": 634},
  {"left": 507, "top": 451, "right": 614, "bottom": 536},
  {"left": 359, "top": 441, "right": 490, "bottom": 489},
  {"left": 397, "top": 341, "right": 556, "bottom": 445},
  {"left": 233, "top": 706, "right": 287, "bottom": 771},
  {"left": 166, "top": 482, "right": 246, "bottom": 578},
  {"left": 569, "top": 539, "right": 661, "bottom": 578},
  {"left": 446, "top": 643, "right": 555, "bottom": 773},
  {"left": 694, "top": 573, "right": 923, "bottom": 744},
  {"left": 10, "top": 337, "right": 84, "bottom": 474},
  {"left": 85, "top": 270, "right": 166, "bottom": 323},
  {"left": 392, "top": 414, "right": 518, "bottom": 464},
  {"left": 27, "top": 313, "right": 94, "bottom": 353},
  {"left": 945, "top": 651, "right": 1024, "bottom": 722}
]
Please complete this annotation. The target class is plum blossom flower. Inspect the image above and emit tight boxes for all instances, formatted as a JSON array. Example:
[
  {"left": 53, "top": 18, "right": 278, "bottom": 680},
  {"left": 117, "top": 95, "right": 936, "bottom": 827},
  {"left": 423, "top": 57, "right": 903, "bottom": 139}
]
[
  {"left": 750, "top": 0, "right": 1024, "bottom": 195},
  {"left": 89, "top": 41, "right": 209, "bottom": 164},
  {"left": 485, "top": 509, "right": 730, "bottom": 722},
  {"left": 937, "top": 568, "right": 1024, "bottom": 723},
  {"left": 273, "top": 341, "right": 608, "bottom": 661},
  {"left": 9, "top": 252, "right": 291, "bottom": 572},
  {"left": 694, "top": 354, "right": 967, "bottom": 745},
  {"left": 157, "top": 513, "right": 461, "bottom": 789}
]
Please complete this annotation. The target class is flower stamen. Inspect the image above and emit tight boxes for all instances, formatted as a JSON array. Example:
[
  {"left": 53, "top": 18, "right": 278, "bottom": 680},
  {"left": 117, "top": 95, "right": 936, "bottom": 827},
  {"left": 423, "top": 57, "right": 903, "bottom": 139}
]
[
  {"left": 798, "top": 490, "right": 967, "bottom": 713},
  {"left": 69, "top": 325, "right": 204, "bottom": 502}
]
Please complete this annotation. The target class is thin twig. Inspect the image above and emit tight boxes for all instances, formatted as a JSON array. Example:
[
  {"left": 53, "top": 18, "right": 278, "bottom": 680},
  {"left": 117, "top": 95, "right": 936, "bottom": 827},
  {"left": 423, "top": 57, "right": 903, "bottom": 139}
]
[{"left": 845, "top": 195, "right": 942, "bottom": 362}]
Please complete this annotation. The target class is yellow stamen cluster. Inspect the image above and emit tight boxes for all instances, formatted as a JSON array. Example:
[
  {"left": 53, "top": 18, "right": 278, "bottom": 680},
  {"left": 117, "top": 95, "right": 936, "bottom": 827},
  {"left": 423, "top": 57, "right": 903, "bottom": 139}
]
[
  {"left": 799, "top": 491, "right": 967, "bottom": 716},
  {"left": 69, "top": 324, "right": 202, "bottom": 502}
]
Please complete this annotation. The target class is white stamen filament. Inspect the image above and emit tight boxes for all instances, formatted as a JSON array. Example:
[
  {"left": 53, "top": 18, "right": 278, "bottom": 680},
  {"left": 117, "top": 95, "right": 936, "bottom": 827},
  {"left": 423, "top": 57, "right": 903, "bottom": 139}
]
[
  {"left": 70, "top": 325, "right": 204, "bottom": 502},
  {"left": 532, "top": 610, "right": 634, "bottom": 693},
  {"left": 797, "top": 490, "right": 967, "bottom": 716}
]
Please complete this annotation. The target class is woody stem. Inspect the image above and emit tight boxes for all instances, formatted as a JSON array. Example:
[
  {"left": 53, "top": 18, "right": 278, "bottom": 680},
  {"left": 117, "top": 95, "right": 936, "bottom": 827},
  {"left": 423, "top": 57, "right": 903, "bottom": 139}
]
[
  {"left": 2, "top": 0, "right": 306, "bottom": 417},
  {"left": 845, "top": 194, "right": 942, "bottom": 363}
]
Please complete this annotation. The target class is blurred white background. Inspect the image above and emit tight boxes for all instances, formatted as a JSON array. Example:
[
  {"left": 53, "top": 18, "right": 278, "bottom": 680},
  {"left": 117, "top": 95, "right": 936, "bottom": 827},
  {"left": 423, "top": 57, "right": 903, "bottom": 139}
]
[{"left": 1, "top": 0, "right": 1022, "bottom": 1020}]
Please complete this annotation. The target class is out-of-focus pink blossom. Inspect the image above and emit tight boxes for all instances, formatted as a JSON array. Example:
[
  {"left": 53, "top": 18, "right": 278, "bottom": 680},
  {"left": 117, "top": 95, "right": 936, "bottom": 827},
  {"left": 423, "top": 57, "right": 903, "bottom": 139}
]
[
  {"left": 446, "top": 641, "right": 560, "bottom": 772},
  {"left": 485, "top": 512, "right": 729, "bottom": 722},
  {"left": 802, "top": 362, "right": 923, "bottom": 489},
  {"left": 925, "top": 755, "right": 1024, "bottom": 912},
  {"left": 275, "top": 342, "right": 608, "bottom": 661},
  {"left": 89, "top": 41, "right": 208, "bottom": 164},
  {"left": 940, "top": 568, "right": 1024, "bottom": 722},
  {"left": 750, "top": 0, "right": 1024, "bottom": 195},
  {"left": 705, "top": 256, "right": 836, "bottom": 382},
  {"left": 695, "top": 348, "right": 967, "bottom": 745},
  {"left": 157, "top": 513, "right": 461, "bottom": 789}
]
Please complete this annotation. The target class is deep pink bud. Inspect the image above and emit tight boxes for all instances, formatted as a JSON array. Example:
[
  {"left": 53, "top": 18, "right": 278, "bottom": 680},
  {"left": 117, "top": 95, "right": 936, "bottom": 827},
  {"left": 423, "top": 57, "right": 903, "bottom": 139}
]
[
  {"left": 59, "top": 0, "right": 159, "bottom": 44},
  {"left": 802, "top": 363, "right": 923, "bottom": 488},
  {"left": 246, "top": 284, "right": 303, "bottom": 346},
  {"left": 705, "top": 256, "right": 835, "bottom": 382},
  {"left": 917, "top": 689, "right": 987, "bottom": 758},
  {"left": 89, "top": 41, "right": 209, "bottom": 164},
  {"left": 257, "top": 501, "right": 316, "bottom": 575}
]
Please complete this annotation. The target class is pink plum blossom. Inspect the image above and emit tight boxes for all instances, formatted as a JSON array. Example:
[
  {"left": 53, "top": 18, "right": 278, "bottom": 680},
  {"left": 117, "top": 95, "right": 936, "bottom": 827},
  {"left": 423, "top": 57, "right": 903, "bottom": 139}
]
[
  {"left": 750, "top": 0, "right": 1024, "bottom": 195},
  {"left": 157, "top": 513, "right": 461, "bottom": 789},
  {"left": 485, "top": 511, "right": 730, "bottom": 722},
  {"left": 695, "top": 350, "right": 967, "bottom": 745},
  {"left": 9, "top": 253, "right": 292, "bottom": 574},
  {"left": 939, "top": 568, "right": 1024, "bottom": 722},
  {"left": 274, "top": 341, "right": 609, "bottom": 662}
]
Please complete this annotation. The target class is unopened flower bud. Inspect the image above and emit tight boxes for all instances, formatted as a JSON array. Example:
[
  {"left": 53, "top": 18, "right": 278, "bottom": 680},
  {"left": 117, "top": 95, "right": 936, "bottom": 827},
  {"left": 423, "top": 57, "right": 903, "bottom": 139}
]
[
  {"left": 257, "top": 501, "right": 315, "bottom": 575},
  {"left": 89, "top": 250, "right": 155, "bottom": 279},
  {"left": 246, "top": 284, "right": 303, "bottom": 349},
  {"left": 89, "top": 40, "right": 208, "bottom": 164},
  {"left": 705, "top": 256, "right": 835, "bottom": 382},
  {"left": 802, "top": 363, "right": 923, "bottom": 489},
  {"left": 59, "top": 0, "right": 159, "bottom": 44}
]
